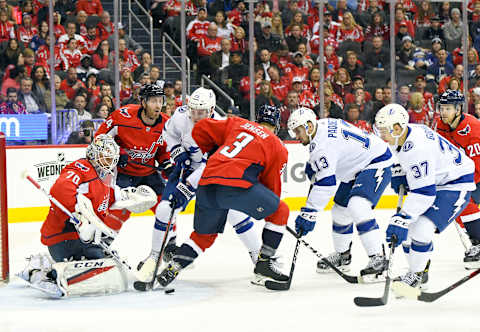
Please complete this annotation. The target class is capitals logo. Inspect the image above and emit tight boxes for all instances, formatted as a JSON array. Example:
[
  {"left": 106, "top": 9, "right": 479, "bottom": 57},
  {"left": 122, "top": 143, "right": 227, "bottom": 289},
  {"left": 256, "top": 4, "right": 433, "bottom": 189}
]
[
  {"left": 458, "top": 124, "right": 471, "bottom": 136},
  {"left": 97, "top": 194, "right": 110, "bottom": 213}
]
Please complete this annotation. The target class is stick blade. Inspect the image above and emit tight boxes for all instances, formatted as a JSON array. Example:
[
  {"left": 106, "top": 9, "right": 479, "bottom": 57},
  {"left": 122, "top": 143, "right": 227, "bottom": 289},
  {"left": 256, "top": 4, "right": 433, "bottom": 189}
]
[
  {"left": 353, "top": 296, "right": 386, "bottom": 307},
  {"left": 264, "top": 280, "right": 290, "bottom": 291},
  {"left": 133, "top": 280, "right": 151, "bottom": 292}
]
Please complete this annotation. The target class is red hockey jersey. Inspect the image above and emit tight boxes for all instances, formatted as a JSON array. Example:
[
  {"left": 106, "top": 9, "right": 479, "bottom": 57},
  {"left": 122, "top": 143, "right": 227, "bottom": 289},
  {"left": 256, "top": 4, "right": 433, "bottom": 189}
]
[
  {"left": 95, "top": 104, "right": 170, "bottom": 177},
  {"left": 437, "top": 114, "right": 480, "bottom": 183},
  {"left": 192, "top": 117, "right": 288, "bottom": 199},
  {"left": 40, "top": 158, "right": 128, "bottom": 246}
]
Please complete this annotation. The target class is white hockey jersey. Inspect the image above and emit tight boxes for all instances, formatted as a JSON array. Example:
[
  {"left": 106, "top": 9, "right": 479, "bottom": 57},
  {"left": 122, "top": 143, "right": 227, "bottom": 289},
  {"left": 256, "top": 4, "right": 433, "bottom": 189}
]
[
  {"left": 162, "top": 106, "right": 224, "bottom": 188},
  {"left": 306, "top": 118, "right": 392, "bottom": 210},
  {"left": 395, "top": 124, "right": 475, "bottom": 218}
]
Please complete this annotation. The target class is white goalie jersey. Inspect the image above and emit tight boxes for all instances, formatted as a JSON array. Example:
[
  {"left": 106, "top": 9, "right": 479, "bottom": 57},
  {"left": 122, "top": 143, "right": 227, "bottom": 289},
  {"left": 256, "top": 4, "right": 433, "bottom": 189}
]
[
  {"left": 162, "top": 106, "right": 225, "bottom": 188},
  {"left": 395, "top": 124, "right": 475, "bottom": 218}
]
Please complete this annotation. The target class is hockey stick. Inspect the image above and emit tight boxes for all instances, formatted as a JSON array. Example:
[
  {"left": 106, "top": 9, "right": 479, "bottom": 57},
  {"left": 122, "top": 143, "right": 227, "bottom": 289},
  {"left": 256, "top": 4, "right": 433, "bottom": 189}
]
[
  {"left": 285, "top": 226, "right": 362, "bottom": 284},
  {"left": 402, "top": 268, "right": 480, "bottom": 302},
  {"left": 264, "top": 229, "right": 302, "bottom": 291},
  {"left": 133, "top": 203, "right": 176, "bottom": 292},
  {"left": 22, "top": 172, "right": 142, "bottom": 280},
  {"left": 454, "top": 222, "right": 473, "bottom": 252},
  {"left": 353, "top": 186, "right": 405, "bottom": 307}
]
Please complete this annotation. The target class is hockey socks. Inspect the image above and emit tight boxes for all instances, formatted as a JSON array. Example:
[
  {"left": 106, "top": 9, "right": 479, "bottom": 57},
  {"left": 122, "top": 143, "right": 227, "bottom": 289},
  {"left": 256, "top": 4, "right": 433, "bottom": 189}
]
[
  {"left": 152, "top": 218, "right": 176, "bottom": 252},
  {"left": 464, "top": 218, "right": 480, "bottom": 242},
  {"left": 260, "top": 227, "right": 283, "bottom": 257}
]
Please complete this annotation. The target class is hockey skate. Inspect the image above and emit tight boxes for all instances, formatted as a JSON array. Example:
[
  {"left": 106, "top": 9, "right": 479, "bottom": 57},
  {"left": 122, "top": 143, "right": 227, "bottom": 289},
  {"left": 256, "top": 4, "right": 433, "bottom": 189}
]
[
  {"left": 359, "top": 253, "right": 387, "bottom": 283},
  {"left": 29, "top": 273, "right": 64, "bottom": 298},
  {"left": 391, "top": 260, "right": 430, "bottom": 299},
  {"left": 163, "top": 237, "right": 179, "bottom": 263},
  {"left": 464, "top": 241, "right": 480, "bottom": 270},
  {"left": 17, "top": 253, "right": 53, "bottom": 283},
  {"left": 317, "top": 246, "right": 352, "bottom": 273},
  {"left": 252, "top": 254, "right": 289, "bottom": 287},
  {"left": 157, "top": 261, "right": 183, "bottom": 287}
]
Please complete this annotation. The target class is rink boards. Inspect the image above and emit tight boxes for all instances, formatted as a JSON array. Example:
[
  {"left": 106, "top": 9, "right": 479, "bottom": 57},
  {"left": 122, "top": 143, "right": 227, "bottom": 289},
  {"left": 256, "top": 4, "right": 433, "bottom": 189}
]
[{"left": 5, "top": 143, "right": 399, "bottom": 223}]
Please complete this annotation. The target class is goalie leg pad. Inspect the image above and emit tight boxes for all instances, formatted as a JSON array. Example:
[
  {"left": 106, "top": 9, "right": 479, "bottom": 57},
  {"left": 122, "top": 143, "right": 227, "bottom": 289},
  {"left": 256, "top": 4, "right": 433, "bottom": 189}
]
[{"left": 53, "top": 258, "right": 128, "bottom": 297}]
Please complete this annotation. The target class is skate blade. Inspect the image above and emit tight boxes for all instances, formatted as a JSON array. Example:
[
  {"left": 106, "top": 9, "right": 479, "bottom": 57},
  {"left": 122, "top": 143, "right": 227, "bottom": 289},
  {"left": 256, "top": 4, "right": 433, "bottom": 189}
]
[
  {"left": 316, "top": 265, "right": 350, "bottom": 274},
  {"left": 360, "top": 273, "right": 386, "bottom": 284},
  {"left": 251, "top": 274, "right": 267, "bottom": 286},
  {"left": 30, "top": 283, "right": 64, "bottom": 298},
  {"left": 391, "top": 281, "right": 421, "bottom": 300},
  {"left": 464, "top": 261, "right": 480, "bottom": 270}
]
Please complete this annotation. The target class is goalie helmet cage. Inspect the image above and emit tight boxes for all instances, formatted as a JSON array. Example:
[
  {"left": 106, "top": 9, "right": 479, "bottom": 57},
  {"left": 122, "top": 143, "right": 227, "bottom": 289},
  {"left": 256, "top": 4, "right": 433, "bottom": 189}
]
[{"left": 0, "top": 133, "right": 8, "bottom": 283}]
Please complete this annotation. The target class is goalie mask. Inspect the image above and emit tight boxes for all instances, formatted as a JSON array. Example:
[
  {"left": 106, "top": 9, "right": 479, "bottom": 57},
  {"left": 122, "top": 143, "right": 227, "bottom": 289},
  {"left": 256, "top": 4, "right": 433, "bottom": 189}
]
[
  {"left": 86, "top": 134, "right": 120, "bottom": 179},
  {"left": 188, "top": 87, "right": 216, "bottom": 123}
]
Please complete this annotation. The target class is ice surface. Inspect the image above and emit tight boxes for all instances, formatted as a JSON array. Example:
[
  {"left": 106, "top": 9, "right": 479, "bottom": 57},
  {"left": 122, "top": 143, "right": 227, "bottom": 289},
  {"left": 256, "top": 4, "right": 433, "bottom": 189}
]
[{"left": 0, "top": 210, "right": 478, "bottom": 332}]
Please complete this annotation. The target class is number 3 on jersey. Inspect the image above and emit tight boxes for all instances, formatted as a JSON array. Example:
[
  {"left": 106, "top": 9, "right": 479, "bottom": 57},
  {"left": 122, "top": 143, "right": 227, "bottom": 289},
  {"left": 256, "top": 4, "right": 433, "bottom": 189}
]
[{"left": 220, "top": 132, "right": 254, "bottom": 158}]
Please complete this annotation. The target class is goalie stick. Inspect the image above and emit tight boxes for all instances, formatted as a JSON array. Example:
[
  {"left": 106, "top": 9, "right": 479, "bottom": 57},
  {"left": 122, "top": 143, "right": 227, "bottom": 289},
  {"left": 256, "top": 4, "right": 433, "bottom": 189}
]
[
  {"left": 264, "top": 230, "right": 302, "bottom": 291},
  {"left": 353, "top": 186, "right": 405, "bottom": 307},
  {"left": 23, "top": 172, "right": 142, "bottom": 281}
]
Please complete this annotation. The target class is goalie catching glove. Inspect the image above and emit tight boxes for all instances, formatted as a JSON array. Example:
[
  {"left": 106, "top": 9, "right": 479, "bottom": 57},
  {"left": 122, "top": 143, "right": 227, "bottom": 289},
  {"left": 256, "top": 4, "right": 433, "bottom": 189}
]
[{"left": 111, "top": 185, "right": 157, "bottom": 213}]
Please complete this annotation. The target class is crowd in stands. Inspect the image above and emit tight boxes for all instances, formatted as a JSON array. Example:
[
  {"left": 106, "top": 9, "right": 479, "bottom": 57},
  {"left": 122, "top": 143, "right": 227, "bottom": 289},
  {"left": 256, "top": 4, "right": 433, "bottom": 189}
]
[
  {"left": 154, "top": 0, "right": 480, "bottom": 139},
  {"left": 4, "top": 0, "right": 480, "bottom": 143}
]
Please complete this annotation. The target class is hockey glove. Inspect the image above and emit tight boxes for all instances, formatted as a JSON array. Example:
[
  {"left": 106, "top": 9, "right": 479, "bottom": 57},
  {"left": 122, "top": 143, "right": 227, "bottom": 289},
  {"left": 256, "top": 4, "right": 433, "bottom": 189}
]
[
  {"left": 386, "top": 212, "right": 412, "bottom": 247},
  {"left": 170, "top": 182, "right": 196, "bottom": 211},
  {"left": 118, "top": 153, "right": 128, "bottom": 168},
  {"left": 391, "top": 164, "right": 409, "bottom": 194},
  {"left": 295, "top": 207, "right": 318, "bottom": 236},
  {"left": 158, "top": 159, "right": 175, "bottom": 178},
  {"left": 73, "top": 212, "right": 96, "bottom": 243},
  {"left": 170, "top": 144, "right": 191, "bottom": 169}
]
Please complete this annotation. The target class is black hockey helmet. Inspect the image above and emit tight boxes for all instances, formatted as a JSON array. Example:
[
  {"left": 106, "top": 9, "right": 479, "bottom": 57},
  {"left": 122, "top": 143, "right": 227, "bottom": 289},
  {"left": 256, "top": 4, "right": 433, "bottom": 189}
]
[{"left": 139, "top": 83, "right": 165, "bottom": 101}]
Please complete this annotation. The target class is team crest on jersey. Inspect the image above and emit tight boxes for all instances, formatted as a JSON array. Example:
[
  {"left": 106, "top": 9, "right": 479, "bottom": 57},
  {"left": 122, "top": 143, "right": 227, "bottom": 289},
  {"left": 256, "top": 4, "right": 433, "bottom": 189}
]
[
  {"left": 75, "top": 162, "right": 90, "bottom": 172},
  {"left": 97, "top": 194, "right": 110, "bottom": 213},
  {"left": 403, "top": 141, "right": 414, "bottom": 152},
  {"left": 458, "top": 124, "right": 471, "bottom": 136},
  {"left": 119, "top": 107, "right": 131, "bottom": 118},
  {"left": 309, "top": 142, "right": 316, "bottom": 153}
]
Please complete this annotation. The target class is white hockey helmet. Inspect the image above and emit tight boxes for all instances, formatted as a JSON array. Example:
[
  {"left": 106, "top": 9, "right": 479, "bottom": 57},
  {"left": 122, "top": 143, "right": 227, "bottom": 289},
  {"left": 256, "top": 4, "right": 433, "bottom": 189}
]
[
  {"left": 188, "top": 87, "right": 216, "bottom": 123},
  {"left": 374, "top": 103, "right": 409, "bottom": 145},
  {"left": 287, "top": 107, "right": 317, "bottom": 142},
  {"left": 86, "top": 134, "right": 120, "bottom": 178}
]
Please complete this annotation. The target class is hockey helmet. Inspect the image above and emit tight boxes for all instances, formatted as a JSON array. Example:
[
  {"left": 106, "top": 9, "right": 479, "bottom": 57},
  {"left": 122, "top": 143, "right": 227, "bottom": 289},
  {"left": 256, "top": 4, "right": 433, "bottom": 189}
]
[
  {"left": 287, "top": 107, "right": 317, "bottom": 142},
  {"left": 374, "top": 103, "right": 409, "bottom": 145},
  {"left": 256, "top": 104, "right": 280, "bottom": 134},
  {"left": 139, "top": 84, "right": 165, "bottom": 101},
  {"left": 188, "top": 87, "right": 216, "bottom": 123},
  {"left": 86, "top": 134, "right": 120, "bottom": 178}
]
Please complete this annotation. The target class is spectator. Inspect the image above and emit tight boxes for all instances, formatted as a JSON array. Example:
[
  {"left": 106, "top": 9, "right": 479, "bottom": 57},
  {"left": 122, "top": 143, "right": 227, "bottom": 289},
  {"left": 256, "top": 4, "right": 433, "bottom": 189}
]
[
  {"left": 0, "top": 0, "right": 13, "bottom": 23},
  {"left": 345, "top": 103, "right": 371, "bottom": 132},
  {"left": 17, "top": 13, "right": 37, "bottom": 48},
  {"left": 331, "top": 67, "right": 352, "bottom": 101},
  {"left": 426, "top": 48, "right": 454, "bottom": 83},
  {"left": 121, "top": 82, "right": 141, "bottom": 106},
  {"left": 414, "top": 0, "right": 435, "bottom": 27},
  {"left": 89, "top": 82, "right": 113, "bottom": 111},
  {"left": 285, "top": 23, "right": 307, "bottom": 52},
  {"left": 365, "top": 12, "right": 389, "bottom": 41},
  {"left": 230, "top": 26, "right": 247, "bottom": 53},
  {"left": 281, "top": 1, "right": 299, "bottom": 29},
  {"left": 186, "top": 7, "right": 210, "bottom": 43},
  {"left": 72, "top": 93, "right": 92, "bottom": 122},
  {"left": 99, "top": 95, "right": 114, "bottom": 113},
  {"left": 97, "top": 11, "right": 114, "bottom": 40},
  {"left": 58, "top": 22, "right": 87, "bottom": 52},
  {"left": 31, "top": 65, "right": 48, "bottom": 103},
  {"left": 424, "top": 16, "right": 445, "bottom": 40},
  {"left": 149, "top": 66, "right": 161, "bottom": 85},
  {"left": 285, "top": 11, "right": 309, "bottom": 38},
  {"left": 228, "top": 1, "right": 247, "bottom": 26},
  {"left": 221, "top": 50, "right": 248, "bottom": 90},
  {"left": 342, "top": 50, "right": 365, "bottom": 78},
  {"left": 17, "top": 77, "right": 47, "bottom": 113},
  {"left": 438, "top": 64, "right": 464, "bottom": 94},
  {"left": 257, "top": 21, "right": 281, "bottom": 52},
  {"left": 365, "top": 35, "right": 389, "bottom": 70},
  {"left": 397, "top": 35, "right": 416, "bottom": 70},
  {"left": 66, "top": 120, "right": 95, "bottom": 144},
  {"left": 30, "top": 21, "right": 48, "bottom": 52},
  {"left": 61, "top": 38, "right": 82, "bottom": 70},
  {"left": 289, "top": 51, "right": 309, "bottom": 81},
  {"left": 163, "top": 80, "right": 175, "bottom": 104},
  {"left": 337, "top": 11, "right": 364, "bottom": 43},
  {"left": 267, "top": 65, "right": 289, "bottom": 103},
  {"left": 239, "top": 65, "right": 263, "bottom": 100},
  {"left": 258, "top": 48, "right": 272, "bottom": 81},
  {"left": 395, "top": 22, "right": 411, "bottom": 51},
  {"left": 120, "top": 67, "right": 134, "bottom": 102},
  {"left": 425, "top": 38, "right": 446, "bottom": 67},
  {"left": 114, "top": 38, "right": 140, "bottom": 71},
  {"left": 413, "top": 75, "right": 434, "bottom": 110},
  {"left": 394, "top": 8, "right": 415, "bottom": 38},
  {"left": 85, "top": 72, "right": 100, "bottom": 100},
  {"left": 271, "top": 14, "right": 284, "bottom": 39},
  {"left": 52, "top": 11, "right": 66, "bottom": 38},
  {"left": 255, "top": 80, "right": 280, "bottom": 109},
  {"left": 383, "top": 86, "right": 392, "bottom": 105},
  {"left": 408, "top": 92, "right": 432, "bottom": 126},
  {"left": 331, "top": 0, "right": 351, "bottom": 22},
  {"left": 77, "top": 54, "right": 98, "bottom": 82},
  {"left": 278, "top": 91, "right": 300, "bottom": 140},
  {"left": 397, "top": 85, "right": 411, "bottom": 109},
  {"left": 0, "top": 87, "right": 26, "bottom": 114},
  {"left": 23, "top": 48, "right": 36, "bottom": 77},
  {"left": 60, "top": 67, "right": 86, "bottom": 100},
  {"left": 358, "top": 0, "right": 385, "bottom": 29},
  {"left": 92, "top": 40, "right": 112, "bottom": 70},
  {"left": 84, "top": 25, "right": 101, "bottom": 55},
  {"left": 107, "top": 22, "right": 143, "bottom": 55},
  {"left": 173, "top": 79, "right": 183, "bottom": 107},
  {"left": 443, "top": 8, "right": 464, "bottom": 41},
  {"left": 213, "top": 11, "right": 234, "bottom": 39},
  {"left": 1, "top": 65, "right": 20, "bottom": 97},
  {"left": 44, "top": 75, "right": 68, "bottom": 111},
  {"left": 138, "top": 72, "right": 151, "bottom": 86},
  {"left": 75, "top": 0, "right": 103, "bottom": 16},
  {"left": 322, "top": 86, "right": 343, "bottom": 119},
  {"left": 54, "top": 0, "right": 74, "bottom": 24},
  {"left": 0, "top": 9, "right": 14, "bottom": 43},
  {"left": 372, "top": 87, "right": 384, "bottom": 103},
  {"left": 75, "top": 10, "right": 88, "bottom": 36},
  {"left": 133, "top": 51, "right": 152, "bottom": 81},
  {"left": 21, "top": 1, "right": 36, "bottom": 25},
  {"left": 210, "top": 38, "right": 232, "bottom": 75},
  {"left": 94, "top": 103, "right": 110, "bottom": 119}
]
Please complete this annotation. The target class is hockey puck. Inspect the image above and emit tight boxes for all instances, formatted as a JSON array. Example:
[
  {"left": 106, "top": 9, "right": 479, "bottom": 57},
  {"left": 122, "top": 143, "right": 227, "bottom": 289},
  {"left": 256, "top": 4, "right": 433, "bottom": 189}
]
[{"left": 164, "top": 288, "right": 175, "bottom": 294}]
